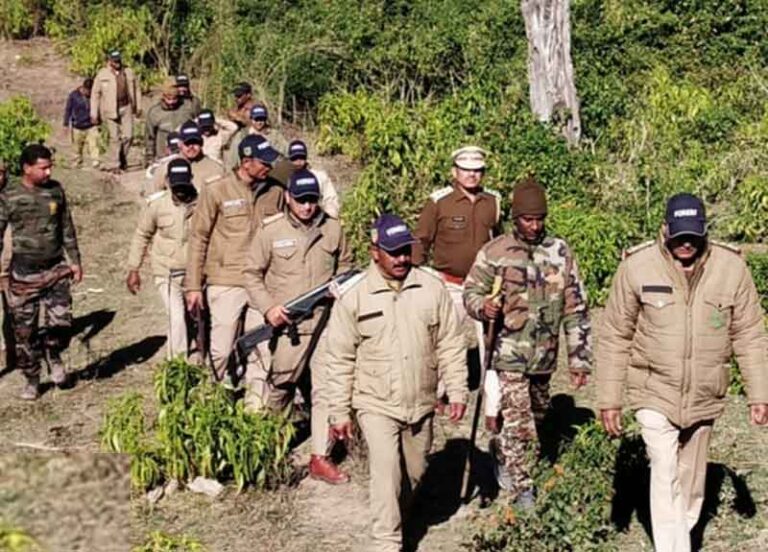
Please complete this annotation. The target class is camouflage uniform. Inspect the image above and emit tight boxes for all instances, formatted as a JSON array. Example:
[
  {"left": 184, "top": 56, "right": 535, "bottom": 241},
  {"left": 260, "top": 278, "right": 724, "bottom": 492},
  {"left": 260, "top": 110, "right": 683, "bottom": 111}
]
[
  {"left": 0, "top": 179, "right": 80, "bottom": 382},
  {"left": 463, "top": 231, "right": 592, "bottom": 497}
]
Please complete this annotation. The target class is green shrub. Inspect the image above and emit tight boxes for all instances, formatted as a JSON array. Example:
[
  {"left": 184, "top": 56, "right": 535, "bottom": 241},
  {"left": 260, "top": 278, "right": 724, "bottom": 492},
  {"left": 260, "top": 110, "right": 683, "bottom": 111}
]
[
  {"left": 100, "top": 357, "right": 295, "bottom": 491},
  {"left": 132, "top": 531, "right": 206, "bottom": 552},
  {"left": 0, "top": 97, "right": 50, "bottom": 174},
  {"left": 0, "top": 0, "right": 47, "bottom": 39}
]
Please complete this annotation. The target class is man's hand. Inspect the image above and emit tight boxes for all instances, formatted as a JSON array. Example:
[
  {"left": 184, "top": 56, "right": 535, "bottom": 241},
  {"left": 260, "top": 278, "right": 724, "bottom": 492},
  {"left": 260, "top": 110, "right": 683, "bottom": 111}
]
[
  {"left": 329, "top": 421, "right": 354, "bottom": 442},
  {"left": 126, "top": 270, "right": 141, "bottom": 295},
  {"left": 570, "top": 372, "right": 589, "bottom": 390},
  {"left": 265, "top": 305, "right": 291, "bottom": 327},
  {"left": 485, "top": 415, "right": 500, "bottom": 434},
  {"left": 483, "top": 298, "right": 502, "bottom": 321},
  {"left": 186, "top": 291, "right": 204, "bottom": 313},
  {"left": 600, "top": 408, "right": 623, "bottom": 437},
  {"left": 70, "top": 264, "right": 83, "bottom": 284},
  {"left": 750, "top": 404, "right": 768, "bottom": 426},
  {"left": 448, "top": 402, "right": 466, "bottom": 423}
]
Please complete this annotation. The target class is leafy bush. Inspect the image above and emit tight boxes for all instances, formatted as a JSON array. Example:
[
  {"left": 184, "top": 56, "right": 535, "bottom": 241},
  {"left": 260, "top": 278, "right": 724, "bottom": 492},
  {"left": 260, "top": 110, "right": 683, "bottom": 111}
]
[
  {"left": 132, "top": 531, "right": 207, "bottom": 552},
  {"left": 0, "top": 97, "right": 50, "bottom": 174},
  {"left": 100, "top": 357, "right": 295, "bottom": 491},
  {"left": 0, "top": 0, "right": 47, "bottom": 39},
  {"left": 746, "top": 252, "right": 768, "bottom": 312}
]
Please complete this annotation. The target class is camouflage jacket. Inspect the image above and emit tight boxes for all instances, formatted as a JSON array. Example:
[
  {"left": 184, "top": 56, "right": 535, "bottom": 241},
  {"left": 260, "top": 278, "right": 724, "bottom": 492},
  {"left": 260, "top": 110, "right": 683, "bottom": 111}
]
[
  {"left": 0, "top": 179, "right": 81, "bottom": 270},
  {"left": 463, "top": 232, "right": 592, "bottom": 374}
]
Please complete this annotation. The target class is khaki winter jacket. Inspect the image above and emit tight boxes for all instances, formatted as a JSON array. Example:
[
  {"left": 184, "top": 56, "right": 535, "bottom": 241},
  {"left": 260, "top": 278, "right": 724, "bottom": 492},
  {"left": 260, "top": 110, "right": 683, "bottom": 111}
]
[
  {"left": 325, "top": 263, "right": 469, "bottom": 425},
  {"left": 146, "top": 154, "right": 225, "bottom": 195},
  {"left": 185, "top": 171, "right": 284, "bottom": 291},
  {"left": 126, "top": 191, "right": 196, "bottom": 278},
  {"left": 597, "top": 235, "right": 768, "bottom": 427},
  {"left": 91, "top": 66, "right": 140, "bottom": 121},
  {"left": 243, "top": 210, "right": 352, "bottom": 333}
]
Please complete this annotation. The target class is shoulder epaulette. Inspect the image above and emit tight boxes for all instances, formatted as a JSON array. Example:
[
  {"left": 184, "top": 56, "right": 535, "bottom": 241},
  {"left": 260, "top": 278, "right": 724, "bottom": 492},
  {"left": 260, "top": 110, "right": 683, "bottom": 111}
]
[
  {"left": 145, "top": 190, "right": 167, "bottom": 204},
  {"left": 711, "top": 240, "right": 742, "bottom": 256},
  {"left": 622, "top": 240, "right": 655, "bottom": 260},
  {"left": 484, "top": 187, "right": 502, "bottom": 222},
  {"left": 204, "top": 174, "right": 224, "bottom": 184},
  {"left": 483, "top": 187, "right": 501, "bottom": 199},
  {"left": 261, "top": 212, "right": 285, "bottom": 227},
  {"left": 429, "top": 186, "right": 453, "bottom": 203}
]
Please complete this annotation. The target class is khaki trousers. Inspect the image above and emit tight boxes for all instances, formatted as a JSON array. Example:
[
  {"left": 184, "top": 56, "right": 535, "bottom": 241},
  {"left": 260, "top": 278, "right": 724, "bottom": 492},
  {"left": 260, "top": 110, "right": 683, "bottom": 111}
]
[
  {"left": 71, "top": 127, "right": 99, "bottom": 167},
  {"left": 155, "top": 275, "right": 188, "bottom": 359},
  {"left": 636, "top": 408, "right": 713, "bottom": 552},
  {"left": 358, "top": 411, "right": 433, "bottom": 552},
  {"left": 104, "top": 105, "right": 133, "bottom": 169},
  {"left": 437, "top": 282, "right": 483, "bottom": 399},
  {"left": 206, "top": 285, "right": 267, "bottom": 381}
]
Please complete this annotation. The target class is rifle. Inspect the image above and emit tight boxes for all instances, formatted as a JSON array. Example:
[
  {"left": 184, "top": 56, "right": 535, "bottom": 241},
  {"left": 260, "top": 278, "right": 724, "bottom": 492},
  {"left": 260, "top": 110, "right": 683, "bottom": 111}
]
[
  {"left": 233, "top": 268, "right": 362, "bottom": 375},
  {"left": 461, "top": 275, "right": 504, "bottom": 503}
]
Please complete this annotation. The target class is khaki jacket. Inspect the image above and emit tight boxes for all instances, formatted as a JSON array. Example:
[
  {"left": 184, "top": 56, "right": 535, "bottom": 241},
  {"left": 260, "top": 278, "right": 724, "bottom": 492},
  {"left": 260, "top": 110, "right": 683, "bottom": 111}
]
[
  {"left": 185, "top": 171, "right": 284, "bottom": 291},
  {"left": 202, "top": 120, "right": 239, "bottom": 163},
  {"left": 325, "top": 264, "right": 468, "bottom": 424},
  {"left": 146, "top": 154, "right": 225, "bottom": 195},
  {"left": 126, "top": 191, "right": 196, "bottom": 278},
  {"left": 597, "top": 236, "right": 768, "bottom": 427},
  {"left": 244, "top": 211, "right": 352, "bottom": 333},
  {"left": 91, "top": 66, "right": 140, "bottom": 121}
]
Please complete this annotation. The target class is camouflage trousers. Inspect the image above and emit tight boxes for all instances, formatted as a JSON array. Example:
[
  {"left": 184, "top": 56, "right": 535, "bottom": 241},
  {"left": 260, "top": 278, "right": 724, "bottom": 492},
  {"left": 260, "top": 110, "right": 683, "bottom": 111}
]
[
  {"left": 492, "top": 371, "right": 551, "bottom": 497},
  {"left": 6, "top": 270, "right": 72, "bottom": 381}
]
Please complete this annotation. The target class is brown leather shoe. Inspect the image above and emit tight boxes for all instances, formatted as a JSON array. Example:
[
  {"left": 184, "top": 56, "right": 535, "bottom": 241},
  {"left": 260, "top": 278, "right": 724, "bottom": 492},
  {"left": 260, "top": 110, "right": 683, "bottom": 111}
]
[{"left": 309, "top": 455, "right": 350, "bottom": 485}]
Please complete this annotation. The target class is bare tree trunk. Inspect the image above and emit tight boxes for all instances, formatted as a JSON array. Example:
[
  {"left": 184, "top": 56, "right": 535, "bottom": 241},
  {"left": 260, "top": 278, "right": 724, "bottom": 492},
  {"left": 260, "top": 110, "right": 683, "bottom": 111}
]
[{"left": 521, "top": 0, "right": 581, "bottom": 144}]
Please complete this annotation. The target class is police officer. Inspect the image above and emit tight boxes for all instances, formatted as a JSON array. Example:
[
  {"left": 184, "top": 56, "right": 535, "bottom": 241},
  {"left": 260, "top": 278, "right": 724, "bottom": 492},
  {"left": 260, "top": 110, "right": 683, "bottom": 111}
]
[
  {"left": 127, "top": 159, "right": 198, "bottom": 359},
  {"left": 174, "top": 74, "right": 202, "bottom": 120},
  {"left": 145, "top": 121, "right": 225, "bottom": 195},
  {"left": 463, "top": 177, "right": 592, "bottom": 506},
  {"left": 145, "top": 80, "right": 188, "bottom": 164},
  {"left": 0, "top": 145, "right": 82, "bottom": 400},
  {"left": 91, "top": 49, "right": 141, "bottom": 172},
  {"left": 326, "top": 214, "right": 468, "bottom": 551},
  {"left": 227, "top": 104, "right": 288, "bottom": 170},
  {"left": 227, "top": 82, "right": 255, "bottom": 129},
  {"left": 286, "top": 140, "right": 340, "bottom": 219},
  {"left": 197, "top": 109, "right": 238, "bottom": 164},
  {"left": 185, "top": 134, "right": 284, "bottom": 380},
  {"left": 244, "top": 168, "right": 351, "bottom": 483}
]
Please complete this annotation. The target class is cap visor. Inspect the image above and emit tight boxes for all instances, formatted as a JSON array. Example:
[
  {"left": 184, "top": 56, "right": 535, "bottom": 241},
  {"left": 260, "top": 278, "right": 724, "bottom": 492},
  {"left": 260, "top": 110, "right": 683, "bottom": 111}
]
[
  {"left": 289, "top": 191, "right": 319, "bottom": 200},
  {"left": 667, "top": 220, "right": 707, "bottom": 239},
  {"left": 455, "top": 160, "right": 485, "bottom": 170},
  {"left": 378, "top": 237, "right": 419, "bottom": 252},
  {"left": 182, "top": 137, "right": 203, "bottom": 145},
  {"left": 256, "top": 148, "right": 280, "bottom": 165}
]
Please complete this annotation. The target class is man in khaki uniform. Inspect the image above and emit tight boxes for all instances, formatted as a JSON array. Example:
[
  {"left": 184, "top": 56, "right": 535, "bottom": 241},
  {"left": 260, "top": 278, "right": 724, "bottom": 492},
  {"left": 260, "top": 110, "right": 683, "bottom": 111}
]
[
  {"left": 326, "top": 214, "right": 468, "bottom": 552},
  {"left": 597, "top": 193, "right": 768, "bottom": 552},
  {"left": 286, "top": 140, "right": 340, "bottom": 219},
  {"left": 227, "top": 82, "right": 255, "bottom": 129},
  {"left": 197, "top": 109, "right": 238, "bottom": 164},
  {"left": 145, "top": 80, "right": 189, "bottom": 164},
  {"left": 174, "top": 74, "right": 202, "bottom": 121},
  {"left": 126, "top": 159, "right": 198, "bottom": 358},
  {"left": 185, "top": 134, "right": 284, "bottom": 380},
  {"left": 244, "top": 168, "right": 351, "bottom": 483},
  {"left": 91, "top": 50, "right": 141, "bottom": 172},
  {"left": 227, "top": 104, "right": 289, "bottom": 170},
  {"left": 144, "top": 121, "right": 224, "bottom": 195}
]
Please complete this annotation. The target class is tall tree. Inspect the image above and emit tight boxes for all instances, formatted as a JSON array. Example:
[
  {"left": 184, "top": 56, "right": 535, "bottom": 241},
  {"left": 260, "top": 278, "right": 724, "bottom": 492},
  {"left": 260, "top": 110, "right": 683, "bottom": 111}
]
[{"left": 521, "top": 0, "right": 581, "bottom": 144}]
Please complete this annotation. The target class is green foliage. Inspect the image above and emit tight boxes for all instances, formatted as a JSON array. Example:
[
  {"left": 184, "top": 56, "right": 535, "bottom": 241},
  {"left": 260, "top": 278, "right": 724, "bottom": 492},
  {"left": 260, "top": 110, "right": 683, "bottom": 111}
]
[
  {"left": 746, "top": 252, "right": 768, "bottom": 312},
  {"left": 469, "top": 419, "right": 645, "bottom": 551},
  {"left": 0, "top": 522, "right": 39, "bottom": 552},
  {"left": 132, "top": 531, "right": 207, "bottom": 552},
  {"left": 0, "top": 0, "right": 47, "bottom": 39},
  {"left": 100, "top": 357, "right": 295, "bottom": 491},
  {"left": 0, "top": 97, "right": 50, "bottom": 175}
]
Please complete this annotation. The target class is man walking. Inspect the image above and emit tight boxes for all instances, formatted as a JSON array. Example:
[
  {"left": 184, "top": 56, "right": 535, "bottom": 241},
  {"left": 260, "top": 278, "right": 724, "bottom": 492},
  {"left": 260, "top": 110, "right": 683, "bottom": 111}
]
[
  {"left": 127, "top": 159, "right": 198, "bottom": 359},
  {"left": 63, "top": 78, "right": 99, "bottom": 168},
  {"left": 227, "top": 82, "right": 255, "bottom": 129},
  {"left": 597, "top": 193, "right": 768, "bottom": 552},
  {"left": 244, "top": 168, "right": 351, "bottom": 483},
  {"left": 0, "top": 145, "right": 82, "bottom": 399},
  {"left": 185, "top": 134, "right": 284, "bottom": 381},
  {"left": 286, "top": 140, "right": 340, "bottom": 219},
  {"left": 175, "top": 74, "right": 202, "bottom": 120},
  {"left": 145, "top": 80, "right": 188, "bottom": 164},
  {"left": 463, "top": 177, "right": 592, "bottom": 505},
  {"left": 197, "top": 109, "right": 238, "bottom": 164},
  {"left": 91, "top": 50, "right": 141, "bottom": 172},
  {"left": 227, "top": 104, "right": 288, "bottom": 170},
  {"left": 326, "top": 214, "right": 468, "bottom": 551}
]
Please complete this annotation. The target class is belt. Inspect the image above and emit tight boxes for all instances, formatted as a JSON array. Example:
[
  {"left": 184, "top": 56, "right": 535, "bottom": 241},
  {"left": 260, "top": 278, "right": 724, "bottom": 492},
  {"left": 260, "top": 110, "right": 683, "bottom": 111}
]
[{"left": 440, "top": 272, "right": 464, "bottom": 286}]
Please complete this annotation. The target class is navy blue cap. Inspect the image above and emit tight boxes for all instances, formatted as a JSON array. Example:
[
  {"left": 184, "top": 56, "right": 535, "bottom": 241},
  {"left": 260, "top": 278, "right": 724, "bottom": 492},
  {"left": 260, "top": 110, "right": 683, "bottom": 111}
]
[
  {"left": 179, "top": 121, "right": 203, "bottom": 144},
  {"left": 197, "top": 109, "right": 215, "bottom": 129},
  {"left": 166, "top": 131, "right": 181, "bottom": 149},
  {"left": 371, "top": 214, "right": 418, "bottom": 252},
  {"left": 665, "top": 193, "right": 707, "bottom": 238},
  {"left": 238, "top": 134, "right": 279, "bottom": 165},
  {"left": 288, "top": 140, "right": 308, "bottom": 160},
  {"left": 108, "top": 49, "right": 121, "bottom": 61},
  {"left": 167, "top": 158, "right": 193, "bottom": 187},
  {"left": 250, "top": 105, "right": 268, "bottom": 121},
  {"left": 175, "top": 74, "right": 190, "bottom": 86},
  {"left": 288, "top": 169, "right": 320, "bottom": 199}
]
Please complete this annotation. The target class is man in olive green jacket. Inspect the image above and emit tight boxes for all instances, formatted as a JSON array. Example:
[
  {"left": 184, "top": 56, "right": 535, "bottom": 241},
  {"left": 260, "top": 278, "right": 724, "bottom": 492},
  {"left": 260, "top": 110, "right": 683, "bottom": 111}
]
[
  {"left": 597, "top": 193, "right": 768, "bottom": 552},
  {"left": 326, "top": 214, "right": 468, "bottom": 552}
]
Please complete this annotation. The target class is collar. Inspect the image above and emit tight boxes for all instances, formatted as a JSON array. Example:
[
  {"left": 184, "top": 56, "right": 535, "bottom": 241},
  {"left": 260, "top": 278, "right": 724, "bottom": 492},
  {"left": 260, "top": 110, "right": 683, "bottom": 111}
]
[
  {"left": 656, "top": 228, "right": 711, "bottom": 284},
  {"left": 285, "top": 208, "right": 325, "bottom": 231},
  {"left": 451, "top": 185, "right": 488, "bottom": 203},
  {"left": 366, "top": 261, "right": 423, "bottom": 294}
]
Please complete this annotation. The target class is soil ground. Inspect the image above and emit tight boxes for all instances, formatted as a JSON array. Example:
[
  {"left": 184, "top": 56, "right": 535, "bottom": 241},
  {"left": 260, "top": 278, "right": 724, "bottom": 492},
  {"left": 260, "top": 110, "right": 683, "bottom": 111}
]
[{"left": 0, "top": 38, "right": 767, "bottom": 552}]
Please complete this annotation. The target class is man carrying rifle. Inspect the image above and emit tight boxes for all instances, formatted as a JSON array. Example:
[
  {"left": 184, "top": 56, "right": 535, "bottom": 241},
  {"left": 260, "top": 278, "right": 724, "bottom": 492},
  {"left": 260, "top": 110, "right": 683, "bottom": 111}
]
[
  {"left": 244, "top": 168, "right": 351, "bottom": 484},
  {"left": 325, "top": 214, "right": 467, "bottom": 551},
  {"left": 126, "top": 159, "right": 198, "bottom": 359},
  {"left": 463, "top": 177, "right": 592, "bottom": 507},
  {"left": 0, "top": 144, "right": 83, "bottom": 400}
]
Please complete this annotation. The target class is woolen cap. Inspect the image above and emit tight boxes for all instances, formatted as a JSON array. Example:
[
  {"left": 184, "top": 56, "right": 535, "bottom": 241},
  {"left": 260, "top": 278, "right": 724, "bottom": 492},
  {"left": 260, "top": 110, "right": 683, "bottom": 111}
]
[
  {"left": 371, "top": 214, "right": 418, "bottom": 252},
  {"left": 665, "top": 193, "right": 707, "bottom": 238},
  {"left": 452, "top": 146, "right": 487, "bottom": 170},
  {"left": 511, "top": 177, "right": 548, "bottom": 217},
  {"left": 288, "top": 168, "right": 320, "bottom": 199}
]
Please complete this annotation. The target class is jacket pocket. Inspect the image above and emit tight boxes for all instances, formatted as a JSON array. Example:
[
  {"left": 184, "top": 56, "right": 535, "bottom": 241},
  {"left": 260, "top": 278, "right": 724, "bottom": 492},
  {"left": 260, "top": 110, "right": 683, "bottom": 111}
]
[
  {"left": 640, "top": 293, "right": 677, "bottom": 328},
  {"left": 356, "top": 362, "right": 390, "bottom": 400},
  {"left": 703, "top": 294, "right": 734, "bottom": 333}
]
